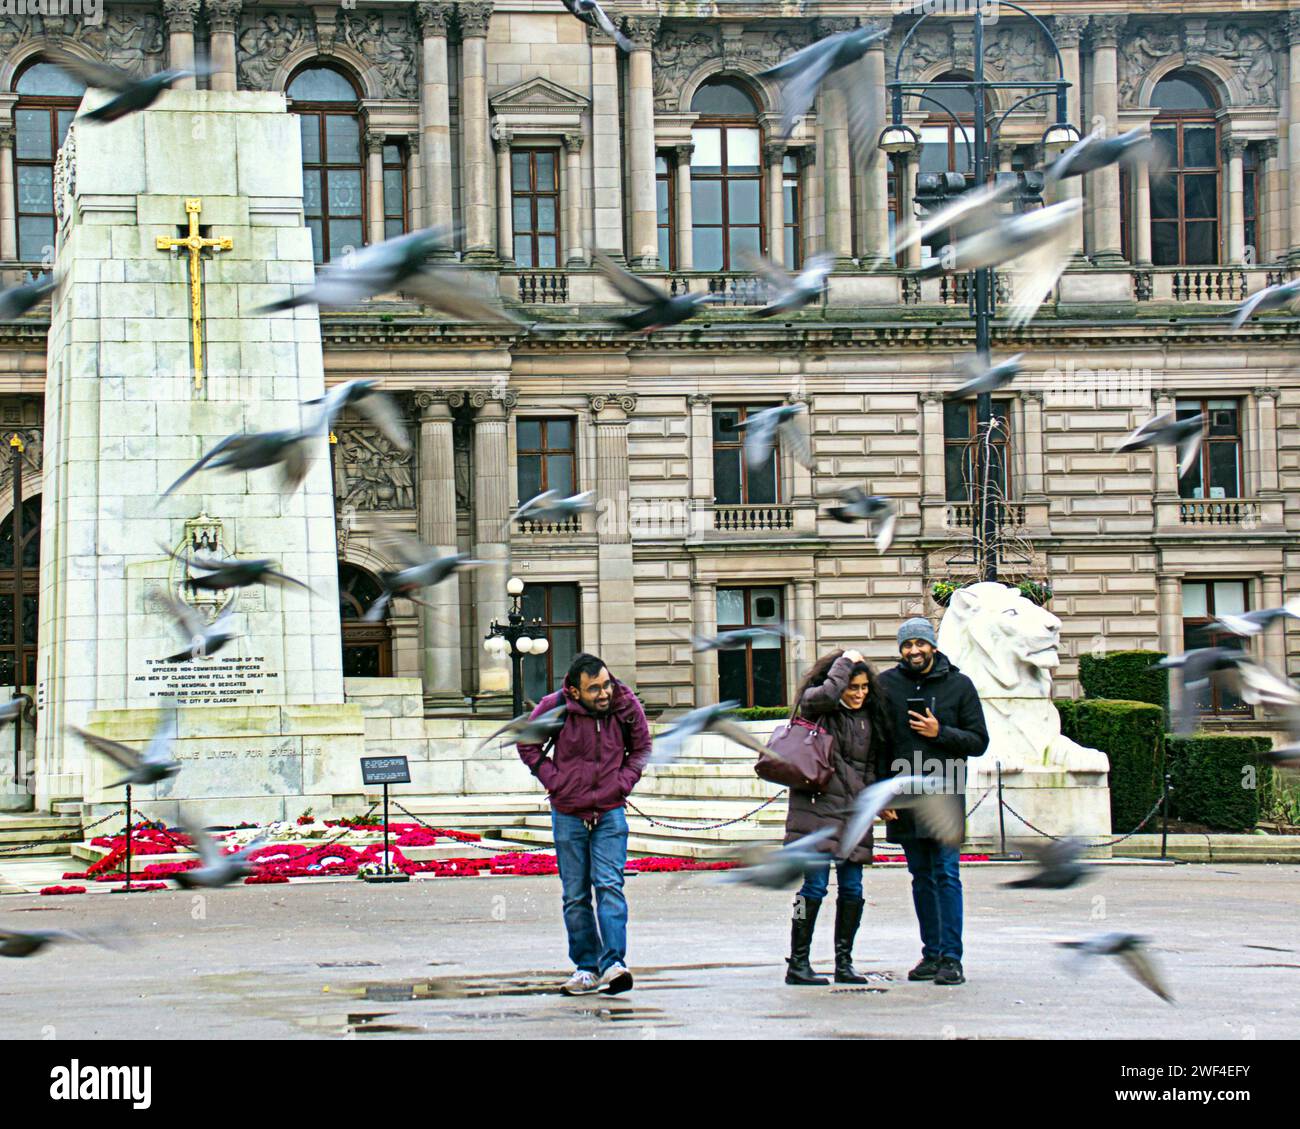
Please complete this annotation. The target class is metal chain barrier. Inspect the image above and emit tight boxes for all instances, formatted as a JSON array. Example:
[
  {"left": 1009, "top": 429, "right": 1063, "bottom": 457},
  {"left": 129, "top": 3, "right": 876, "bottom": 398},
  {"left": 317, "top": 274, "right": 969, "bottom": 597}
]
[
  {"left": 624, "top": 791, "right": 788, "bottom": 832},
  {"left": 999, "top": 791, "right": 1167, "bottom": 848},
  {"left": 965, "top": 786, "right": 994, "bottom": 819},
  {"left": 0, "top": 806, "right": 124, "bottom": 856},
  {"left": 392, "top": 800, "right": 557, "bottom": 854}
]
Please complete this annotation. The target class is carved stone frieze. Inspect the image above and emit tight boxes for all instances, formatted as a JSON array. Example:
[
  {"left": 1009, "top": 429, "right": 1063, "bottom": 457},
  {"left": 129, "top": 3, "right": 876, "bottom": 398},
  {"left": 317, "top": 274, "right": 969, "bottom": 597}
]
[
  {"left": 340, "top": 9, "right": 417, "bottom": 98},
  {"left": 1119, "top": 19, "right": 1278, "bottom": 107},
  {"left": 0, "top": 8, "right": 164, "bottom": 76},
  {"left": 588, "top": 393, "right": 638, "bottom": 415},
  {"left": 333, "top": 424, "right": 417, "bottom": 512},
  {"left": 652, "top": 23, "right": 814, "bottom": 112},
  {"left": 237, "top": 10, "right": 312, "bottom": 91}
]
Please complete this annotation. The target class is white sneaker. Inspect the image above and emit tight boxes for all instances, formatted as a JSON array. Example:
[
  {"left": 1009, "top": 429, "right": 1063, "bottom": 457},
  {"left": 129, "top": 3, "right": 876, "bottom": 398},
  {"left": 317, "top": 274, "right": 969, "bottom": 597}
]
[
  {"left": 560, "top": 970, "right": 600, "bottom": 996},
  {"left": 599, "top": 962, "right": 633, "bottom": 995}
]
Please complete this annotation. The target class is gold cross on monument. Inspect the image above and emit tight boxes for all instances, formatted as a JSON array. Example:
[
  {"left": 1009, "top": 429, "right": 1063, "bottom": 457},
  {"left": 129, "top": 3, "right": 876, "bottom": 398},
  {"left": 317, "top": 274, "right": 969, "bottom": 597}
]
[{"left": 156, "top": 198, "right": 233, "bottom": 390}]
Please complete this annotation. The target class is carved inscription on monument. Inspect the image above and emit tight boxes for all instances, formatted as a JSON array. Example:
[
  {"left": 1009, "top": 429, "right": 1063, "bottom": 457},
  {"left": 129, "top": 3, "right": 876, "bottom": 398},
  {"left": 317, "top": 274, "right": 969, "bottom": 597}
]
[{"left": 133, "top": 655, "right": 279, "bottom": 705}]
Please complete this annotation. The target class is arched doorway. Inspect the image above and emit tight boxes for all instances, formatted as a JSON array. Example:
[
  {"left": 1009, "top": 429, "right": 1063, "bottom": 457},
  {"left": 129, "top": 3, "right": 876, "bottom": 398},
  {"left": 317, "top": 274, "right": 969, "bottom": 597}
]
[
  {"left": 0, "top": 496, "right": 40, "bottom": 687},
  {"left": 338, "top": 563, "right": 392, "bottom": 676}
]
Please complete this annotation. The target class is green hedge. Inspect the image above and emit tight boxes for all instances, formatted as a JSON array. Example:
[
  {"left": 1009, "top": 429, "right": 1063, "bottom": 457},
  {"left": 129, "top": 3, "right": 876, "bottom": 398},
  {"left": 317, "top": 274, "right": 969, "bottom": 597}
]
[
  {"left": 1079, "top": 650, "right": 1168, "bottom": 712},
  {"left": 1056, "top": 698, "right": 1166, "bottom": 832},
  {"left": 1166, "top": 734, "right": 1271, "bottom": 832},
  {"left": 728, "top": 706, "right": 791, "bottom": 722}
]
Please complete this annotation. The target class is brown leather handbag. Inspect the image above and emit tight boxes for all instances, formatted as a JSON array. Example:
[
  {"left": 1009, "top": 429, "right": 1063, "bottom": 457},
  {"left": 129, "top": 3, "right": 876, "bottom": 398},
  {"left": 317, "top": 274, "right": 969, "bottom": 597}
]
[{"left": 755, "top": 710, "right": 836, "bottom": 792}]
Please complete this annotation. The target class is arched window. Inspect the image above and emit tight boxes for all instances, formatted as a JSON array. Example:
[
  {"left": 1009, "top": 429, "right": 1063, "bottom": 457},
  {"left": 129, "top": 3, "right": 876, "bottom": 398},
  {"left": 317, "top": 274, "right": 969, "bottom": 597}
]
[
  {"left": 690, "top": 77, "right": 763, "bottom": 271},
  {"left": 287, "top": 65, "right": 365, "bottom": 264},
  {"left": 0, "top": 496, "right": 40, "bottom": 686},
  {"left": 13, "top": 59, "right": 85, "bottom": 262},
  {"left": 338, "top": 563, "right": 392, "bottom": 677},
  {"left": 1150, "top": 72, "right": 1220, "bottom": 266}
]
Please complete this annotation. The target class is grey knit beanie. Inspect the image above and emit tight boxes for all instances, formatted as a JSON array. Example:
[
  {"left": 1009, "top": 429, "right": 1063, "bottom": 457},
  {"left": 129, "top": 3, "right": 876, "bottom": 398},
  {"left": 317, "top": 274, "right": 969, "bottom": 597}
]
[{"left": 897, "top": 616, "right": 937, "bottom": 649}]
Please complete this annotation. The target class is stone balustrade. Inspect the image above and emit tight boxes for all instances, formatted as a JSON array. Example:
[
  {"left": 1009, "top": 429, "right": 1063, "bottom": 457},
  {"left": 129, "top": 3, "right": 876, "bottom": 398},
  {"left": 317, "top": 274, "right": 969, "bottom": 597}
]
[{"left": 712, "top": 504, "right": 794, "bottom": 533}]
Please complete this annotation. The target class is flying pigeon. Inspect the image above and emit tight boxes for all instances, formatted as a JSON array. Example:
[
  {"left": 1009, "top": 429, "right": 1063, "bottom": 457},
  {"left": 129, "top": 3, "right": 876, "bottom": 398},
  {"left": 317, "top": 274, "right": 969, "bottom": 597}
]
[
  {"left": 730, "top": 403, "right": 814, "bottom": 472},
  {"left": 0, "top": 927, "right": 121, "bottom": 958},
  {"left": 1231, "top": 277, "right": 1300, "bottom": 330},
  {"left": 1262, "top": 742, "right": 1300, "bottom": 769},
  {"left": 1210, "top": 602, "right": 1300, "bottom": 639},
  {"left": 824, "top": 487, "right": 897, "bottom": 553},
  {"left": 593, "top": 250, "right": 720, "bottom": 333},
  {"left": 474, "top": 705, "right": 568, "bottom": 754},
  {"left": 161, "top": 544, "right": 313, "bottom": 596},
  {"left": 306, "top": 379, "right": 412, "bottom": 453},
  {"left": 560, "top": 0, "right": 632, "bottom": 52},
  {"left": 741, "top": 251, "right": 833, "bottom": 318},
  {"left": 367, "top": 533, "right": 481, "bottom": 622},
  {"left": 162, "top": 428, "right": 318, "bottom": 497},
  {"left": 157, "top": 591, "right": 238, "bottom": 663},
  {"left": 505, "top": 489, "right": 597, "bottom": 532},
  {"left": 758, "top": 24, "right": 889, "bottom": 142},
  {"left": 714, "top": 829, "right": 835, "bottom": 890},
  {"left": 67, "top": 708, "right": 180, "bottom": 788},
  {"left": 837, "top": 776, "right": 965, "bottom": 860},
  {"left": 1057, "top": 932, "right": 1174, "bottom": 1004},
  {"left": 1045, "top": 127, "right": 1157, "bottom": 183},
  {"left": 691, "top": 627, "right": 789, "bottom": 653},
  {"left": 1001, "top": 838, "right": 1094, "bottom": 890},
  {"left": 174, "top": 820, "right": 268, "bottom": 889},
  {"left": 0, "top": 698, "right": 26, "bottom": 727},
  {"left": 893, "top": 179, "right": 1018, "bottom": 259},
  {"left": 0, "top": 275, "right": 56, "bottom": 321},
  {"left": 1115, "top": 411, "right": 1204, "bottom": 478},
  {"left": 945, "top": 353, "right": 1024, "bottom": 400},
  {"left": 1158, "top": 647, "right": 1252, "bottom": 736},
  {"left": 257, "top": 226, "right": 519, "bottom": 324},
  {"left": 650, "top": 701, "right": 785, "bottom": 765},
  {"left": 47, "top": 49, "right": 200, "bottom": 124}
]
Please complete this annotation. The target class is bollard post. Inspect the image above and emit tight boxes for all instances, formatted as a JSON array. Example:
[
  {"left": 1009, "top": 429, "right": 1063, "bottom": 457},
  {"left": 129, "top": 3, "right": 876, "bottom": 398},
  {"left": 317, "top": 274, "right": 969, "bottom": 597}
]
[
  {"left": 996, "top": 760, "right": 1006, "bottom": 856},
  {"left": 1161, "top": 772, "right": 1171, "bottom": 861}
]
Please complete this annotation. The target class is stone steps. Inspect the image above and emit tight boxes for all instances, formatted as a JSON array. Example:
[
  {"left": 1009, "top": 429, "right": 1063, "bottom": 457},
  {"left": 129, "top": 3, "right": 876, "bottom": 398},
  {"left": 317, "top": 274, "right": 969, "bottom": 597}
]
[{"left": 0, "top": 813, "right": 83, "bottom": 859}]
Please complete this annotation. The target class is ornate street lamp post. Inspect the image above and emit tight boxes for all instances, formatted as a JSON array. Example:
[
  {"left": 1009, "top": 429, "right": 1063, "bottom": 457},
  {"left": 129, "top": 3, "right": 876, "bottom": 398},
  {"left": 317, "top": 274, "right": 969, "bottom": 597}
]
[
  {"left": 483, "top": 576, "right": 550, "bottom": 717},
  {"left": 881, "top": 2, "right": 1080, "bottom": 582}
]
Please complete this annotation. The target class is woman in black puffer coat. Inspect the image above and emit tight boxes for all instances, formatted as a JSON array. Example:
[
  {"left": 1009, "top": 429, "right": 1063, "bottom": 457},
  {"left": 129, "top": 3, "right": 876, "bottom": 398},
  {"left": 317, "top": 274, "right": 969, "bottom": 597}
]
[{"left": 782, "top": 649, "right": 897, "bottom": 986}]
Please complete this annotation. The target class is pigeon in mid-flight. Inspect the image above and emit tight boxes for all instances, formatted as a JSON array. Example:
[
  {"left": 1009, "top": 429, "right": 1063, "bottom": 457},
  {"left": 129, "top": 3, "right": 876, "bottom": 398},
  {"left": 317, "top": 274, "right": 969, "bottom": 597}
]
[
  {"left": 594, "top": 250, "right": 720, "bottom": 332},
  {"left": 0, "top": 697, "right": 27, "bottom": 727},
  {"left": 825, "top": 488, "right": 897, "bottom": 553},
  {"left": 560, "top": 0, "right": 632, "bottom": 51},
  {"left": 1114, "top": 412, "right": 1204, "bottom": 478},
  {"left": 174, "top": 821, "right": 268, "bottom": 889},
  {"left": 368, "top": 533, "right": 482, "bottom": 622},
  {"left": 306, "top": 379, "right": 412, "bottom": 453},
  {"left": 474, "top": 705, "right": 568, "bottom": 755},
  {"left": 731, "top": 404, "right": 814, "bottom": 472},
  {"left": 741, "top": 251, "right": 833, "bottom": 318},
  {"left": 162, "top": 427, "right": 318, "bottom": 497},
  {"left": 1057, "top": 933, "right": 1174, "bottom": 1004},
  {"left": 650, "top": 701, "right": 785, "bottom": 765},
  {"left": 1158, "top": 647, "right": 1252, "bottom": 736},
  {"left": 161, "top": 544, "right": 313, "bottom": 596},
  {"left": 714, "top": 829, "right": 835, "bottom": 890},
  {"left": 1210, "top": 602, "right": 1300, "bottom": 639},
  {"left": 0, "top": 275, "right": 56, "bottom": 320},
  {"left": 1045, "top": 127, "right": 1157, "bottom": 183},
  {"left": 48, "top": 49, "right": 200, "bottom": 124},
  {"left": 0, "top": 927, "right": 122, "bottom": 958},
  {"left": 1231, "top": 278, "right": 1300, "bottom": 330},
  {"left": 67, "top": 708, "right": 180, "bottom": 788},
  {"left": 894, "top": 179, "right": 1018, "bottom": 259},
  {"left": 945, "top": 354, "right": 1024, "bottom": 400},
  {"left": 505, "top": 490, "right": 597, "bottom": 532},
  {"left": 691, "top": 627, "right": 789, "bottom": 653},
  {"left": 1001, "top": 838, "right": 1094, "bottom": 890},
  {"left": 157, "top": 591, "right": 238, "bottom": 663},
  {"left": 837, "top": 777, "right": 965, "bottom": 860}
]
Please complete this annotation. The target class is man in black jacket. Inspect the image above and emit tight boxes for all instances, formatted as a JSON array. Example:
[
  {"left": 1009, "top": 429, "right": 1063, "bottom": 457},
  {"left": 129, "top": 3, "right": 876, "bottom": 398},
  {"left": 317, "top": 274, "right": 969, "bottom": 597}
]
[{"left": 877, "top": 616, "right": 989, "bottom": 987}]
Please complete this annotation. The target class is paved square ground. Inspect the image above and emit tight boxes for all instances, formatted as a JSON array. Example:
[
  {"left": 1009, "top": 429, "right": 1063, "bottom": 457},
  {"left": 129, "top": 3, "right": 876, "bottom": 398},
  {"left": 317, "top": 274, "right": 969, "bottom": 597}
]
[{"left": 0, "top": 862, "right": 1295, "bottom": 1039}]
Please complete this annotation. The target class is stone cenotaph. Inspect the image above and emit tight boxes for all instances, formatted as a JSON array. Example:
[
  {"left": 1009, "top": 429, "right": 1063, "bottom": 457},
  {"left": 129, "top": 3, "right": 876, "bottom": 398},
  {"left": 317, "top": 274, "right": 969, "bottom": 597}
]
[{"left": 37, "top": 90, "right": 365, "bottom": 824}]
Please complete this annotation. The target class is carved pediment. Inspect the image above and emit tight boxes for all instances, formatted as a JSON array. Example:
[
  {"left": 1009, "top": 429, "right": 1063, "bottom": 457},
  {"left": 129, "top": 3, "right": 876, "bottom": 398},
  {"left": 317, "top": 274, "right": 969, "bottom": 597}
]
[{"left": 489, "top": 76, "right": 590, "bottom": 116}]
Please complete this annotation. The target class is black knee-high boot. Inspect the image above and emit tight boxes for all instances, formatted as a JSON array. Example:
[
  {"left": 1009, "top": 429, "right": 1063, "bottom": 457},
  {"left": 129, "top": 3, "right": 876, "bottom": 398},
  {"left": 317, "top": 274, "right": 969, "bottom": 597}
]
[
  {"left": 834, "top": 895, "right": 868, "bottom": 984},
  {"left": 785, "top": 894, "right": 828, "bottom": 986}
]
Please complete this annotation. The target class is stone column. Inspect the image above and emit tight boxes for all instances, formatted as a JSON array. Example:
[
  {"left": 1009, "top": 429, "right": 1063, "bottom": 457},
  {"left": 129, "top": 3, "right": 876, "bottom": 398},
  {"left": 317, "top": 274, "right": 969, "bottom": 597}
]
[
  {"left": 818, "top": 22, "right": 855, "bottom": 269},
  {"left": 793, "top": 580, "right": 816, "bottom": 689},
  {"left": 688, "top": 393, "right": 713, "bottom": 536},
  {"left": 589, "top": 24, "right": 625, "bottom": 259},
  {"left": 674, "top": 142, "right": 694, "bottom": 271},
  {"left": 366, "top": 130, "right": 386, "bottom": 247},
  {"left": 897, "top": 153, "right": 922, "bottom": 270},
  {"left": 472, "top": 391, "right": 515, "bottom": 696},
  {"left": 1261, "top": 575, "right": 1286, "bottom": 674},
  {"left": 0, "top": 124, "right": 15, "bottom": 261},
  {"left": 1151, "top": 389, "right": 1178, "bottom": 501},
  {"left": 856, "top": 21, "right": 892, "bottom": 270},
  {"left": 624, "top": 15, "right": 661, "bottom": 270},
  {"left": 1133, "top": 154, "right": 1153, "bottom": 266},
  {"left": 1052, "top": 15, "right": 1089, "bottom": 260},
  {"left": 589, "top": 394, "right": 638, "bottom": 683},
  {"left": 765, "top": 141, "right": 786, "bottom": 265},
  {"left": 563, "top": 133, "right": 585, "bottom": 266},
  {"left": 1261, "top": 139, "right": 1282, "bottom": 262},
  {"left": 691, "top": 577, "right": 717, "bottom": 706},
  {"left": 407, "top": 133, "right": 423, "bottom": 231},
  {"left": 163, "top": 0, "right": 200, "bottom": 89},
  {"left": 1253, "top": 386, "right": 1280, "bottom": 493},
  {"left": 785, "top": 393, "right": 814, "bottom": 509},
  {"left": 1289, "top": 13, "right": 1300, "bottom": 264},
  {"left": 416, "top": 392, "right": 464, "bottom": 708},
  {"left": 458, "top": 1, "right": 495, "bottom": 262},
  {"left": 205, "top": 0, "right": 240, "bottom": 92},
  {"left": 1156, "top": 574, "right": 1182, "bottom": 716},
  {"left": 1225, "top": 139, "right": 1247, "bottom": 266},
  {"left": 1021, "top": 390, "right": 1046, "bottom": 501},
  {"left": 798, "top": 145, "right": 817, "bottom": 266},
  {"left": 494, "top": 129, "right": 513, "bottom": 263},
  {"left": 1088, "top": 15, "right": 1128, "bottom": 266},
  {"left": 417, "top": 2, "right": 454, "bottom": 248}
]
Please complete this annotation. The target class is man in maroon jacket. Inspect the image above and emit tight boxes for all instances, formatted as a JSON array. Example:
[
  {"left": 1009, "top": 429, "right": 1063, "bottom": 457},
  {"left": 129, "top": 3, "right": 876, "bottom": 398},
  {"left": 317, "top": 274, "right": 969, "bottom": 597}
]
[{"left": 517, "top": 653, "right": 652, "bottom": 996}]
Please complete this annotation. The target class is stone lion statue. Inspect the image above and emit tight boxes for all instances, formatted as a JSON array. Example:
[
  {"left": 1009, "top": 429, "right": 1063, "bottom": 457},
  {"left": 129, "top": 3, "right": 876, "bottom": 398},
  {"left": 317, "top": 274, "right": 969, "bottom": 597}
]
[{"left": 936, "top": 582, "right": 1109, "bottom": 772}]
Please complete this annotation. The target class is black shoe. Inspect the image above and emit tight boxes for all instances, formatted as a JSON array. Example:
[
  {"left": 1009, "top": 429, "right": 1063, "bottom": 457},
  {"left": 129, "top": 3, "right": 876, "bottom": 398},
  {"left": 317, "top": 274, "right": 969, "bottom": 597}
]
[
  {"left": 833, "top": 895, "right": 868, "bottom": 984},
  {"left": 907, "top": 956, "right": 941, "bottom": 981},
  {"left": 934, "top": 958, "right": 965, "bottom": 986},
  {"left": 785, "top": 895, "right": 829, "bottom": 986}
]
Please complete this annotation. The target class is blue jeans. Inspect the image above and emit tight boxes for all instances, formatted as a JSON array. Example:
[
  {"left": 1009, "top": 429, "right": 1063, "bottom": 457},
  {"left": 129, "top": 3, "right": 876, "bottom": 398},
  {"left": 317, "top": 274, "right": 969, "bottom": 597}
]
[
  {"left": 797, "top": 859, "right": 863, "bottom": 901},
  {"left": 902, "top": 839, "right": 963, "bottom": 961},
  {"left": 551, "top": 807, "right": 629, "bottom": 975}
]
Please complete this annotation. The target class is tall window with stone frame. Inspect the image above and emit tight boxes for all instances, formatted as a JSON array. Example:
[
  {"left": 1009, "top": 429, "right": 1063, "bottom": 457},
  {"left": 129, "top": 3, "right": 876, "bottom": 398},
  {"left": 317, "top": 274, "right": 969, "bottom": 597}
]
[
  {"left": 0, "top": 496, "right": 40, "bottom": 687},
  {"left": 12, "top": 59, "right": 85, "bottom": 264},
  {"left": 520, "top": 583, "right": 580, "bottom": 703},
  {"left": 716, "top": 587, "right": 786, "bottom": 708},
  {"left": 1176, "top": 398, "right": 1242, "bottom": 500},
  {"left": 382, "top": 141, "right": 408, "bottom": 239},
  {"left": 712, "top": 405, "right": 780, "bottom": 506},
  {"left": 943, "top": 399, "right": 1012, "bottom": 504},
  {"left": 516, "top": 418, "right": 576, "bottom": 507},
  {"left": 690, "top": 77, "right": 764, "bottom": 272},
  {"left": 782, "top": 155, "right": 801, "bottom": 269},
  {"left": 288, "top": 65, "right": 366, "bottom": 264},
  {"left": 656, "top": 154, "right": 675, "bottom": 270},
  {"left": 338, "top": 563, "right": 393, "bottom": 677},
  {"left": 511, "top": 148, "right": 560, "bottom": 269},
  {"left": 1180, "top": 580, "right": 1249, "bottom": 716},
  {"left": 1150, "top": 72, "right": 1220, "bottom": 266}
]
